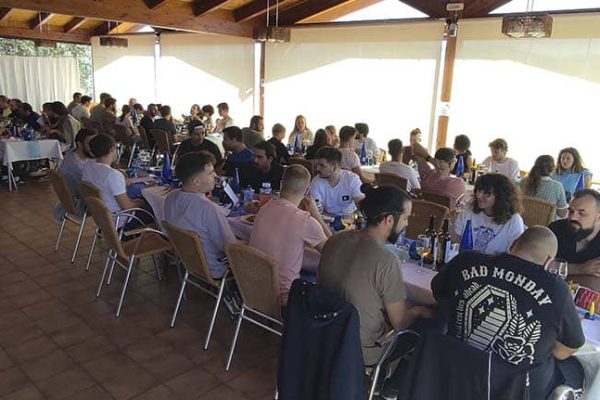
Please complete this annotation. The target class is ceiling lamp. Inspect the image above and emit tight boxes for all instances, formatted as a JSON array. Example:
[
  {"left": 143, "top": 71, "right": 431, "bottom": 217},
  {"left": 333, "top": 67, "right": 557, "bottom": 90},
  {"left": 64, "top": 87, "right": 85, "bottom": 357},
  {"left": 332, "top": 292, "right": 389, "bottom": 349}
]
[
  {"left": 254, "top": 0, "right": 290, "bottom": 43},
  {"left": 501, "top": 0, "right": 552, "bottom": 39}
]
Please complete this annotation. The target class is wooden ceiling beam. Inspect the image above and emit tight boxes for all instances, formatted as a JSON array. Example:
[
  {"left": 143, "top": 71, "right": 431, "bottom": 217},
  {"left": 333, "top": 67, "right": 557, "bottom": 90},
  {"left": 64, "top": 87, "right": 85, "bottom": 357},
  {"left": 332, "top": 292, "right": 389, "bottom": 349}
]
[
  {"left": 300, "top": 0, "right": 383, "bottom": 23},
  {"left": 234, "top": 0, "right": 276, "bottom": 22},
  {"left": 28, "top": 12, "right": 53, "bottom": 30},
  {"left": 0, "top": 24, "right": 91, "bottom": 44},
  {"left": 463, "top": 0, "right": 512, "bottom": 18},
  {"left": 398, "top": 0, "right": 444, "bottom": 18},
  {"left": 143, "top": 0, "right": 169, "bottom": 9},
  {"left": 193, "top": 0, "right": 229, "bottom": 17},
  {"left": 63, "top": 17, "right": 86, "bottom": 33},
  {"left": 278, "top": 0, "right": 354, "bottom": 25},
  {"left": 93, "top": 21, "right": 122, "bottom": 36},
  {"left": 0, "top": 7, "right": 15, "bottom": 23},
  {"left": 1, "top": 0, "right": 253, "bottom": 38}
]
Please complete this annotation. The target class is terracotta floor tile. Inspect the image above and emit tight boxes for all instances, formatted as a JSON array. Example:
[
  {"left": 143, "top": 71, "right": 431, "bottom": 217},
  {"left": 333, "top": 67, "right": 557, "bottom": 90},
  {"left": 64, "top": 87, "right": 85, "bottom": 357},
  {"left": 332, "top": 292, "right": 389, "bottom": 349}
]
[
  {"left": 141, "top": 350, "right": 195, "bottom": 381},
  {"left": 64, "top": 335, "right": 117, "bottom": 364},
  {"left": 49, "top": 321, "right": 98, "bottom": 348},
  {"left": 0, "top": 384, "right": 45, "bottom": 400},
  {"left": 130, "top": 384, "right": 179, "bottom": 400},
  {"left": 0, "top": 310, "right": 31, "bottom": 331},
  {"left": 81, "top": 352, "right": 137, "bottom": 382},
  {"left": 62, "top": 385, "right": 113, "bottom": 400},
  {"left": 5, "top": 335, "right": 59, "bottom": 363},
  {"left": 100, "top": 365, "right": 156, "bottom": 400},
  {"left": 123, "top": 336, "right": 174, "bottom": 363},
  {"left": 0, "top": 367, "right": 30, "bottom": 397},
  {"left": 198, "top": 385, "right": 252, "bottom": 400},
  {"left": 19, "top": 349, "right": 77, "bottom": 382},
  {"left": 36, "top": 368, "right": 96, "bottom": 400},
  {"left": 21, "top": 299, "right": 69, "bottom": 320},
  {"left": 165, "top": 367, "right": 221, "bottom": 400}
]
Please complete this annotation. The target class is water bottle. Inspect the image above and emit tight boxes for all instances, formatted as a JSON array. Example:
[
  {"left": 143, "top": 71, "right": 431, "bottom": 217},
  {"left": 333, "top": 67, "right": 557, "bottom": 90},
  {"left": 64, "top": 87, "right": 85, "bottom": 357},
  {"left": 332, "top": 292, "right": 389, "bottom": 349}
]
[
  {"left": 359, "top": 141, "right": 367, "bottom": 166},
  {"left": 233, "top": 167, "right": 241, "bottom": 193},
  {"left": 161, "top": 153, "right": 172, "bottom": 182},
  {"left": 293, "top": 132, "right": 301, "bottom": 154},
  {"left": 459, "top": 219, "right": 473, "bottom": 252},
  {"left": 576, "top": 172, "right": 585, "bottom": 191},
  {"left": 456, "top": 155, "right": 464, "bottom": 178},
  {"left": 243, "top": 185, "right": 254, "bottom": 204}
]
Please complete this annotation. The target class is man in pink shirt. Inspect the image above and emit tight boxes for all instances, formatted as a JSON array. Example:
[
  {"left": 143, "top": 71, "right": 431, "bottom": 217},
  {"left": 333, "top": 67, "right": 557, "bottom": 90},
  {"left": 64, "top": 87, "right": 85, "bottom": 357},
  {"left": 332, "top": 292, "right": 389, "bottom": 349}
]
[
  {"left": 249, "top": 165, "right": 332, "bottom": 305},
  {"left": 412, "top": 142, "right": 466, "bottom": 207}
]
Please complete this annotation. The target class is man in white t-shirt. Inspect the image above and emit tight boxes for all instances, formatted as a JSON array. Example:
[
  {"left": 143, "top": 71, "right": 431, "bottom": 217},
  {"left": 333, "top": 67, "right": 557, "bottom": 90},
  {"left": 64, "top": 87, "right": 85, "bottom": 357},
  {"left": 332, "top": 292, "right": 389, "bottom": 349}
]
[
  {"left": 481, "top": 138, "right": 520, "bottom": 182},
  {"left": 82, "top": 134, "right": 153, "bottom": 231},
  {"left": 379, "top": 138, "right": 420, "bottom": 192},
  {"left": 71, "top": 96, "right": 91, "bottom": 121},
  {"left": 164, "top": 151, "right": 237, "bottom": 279},
  {"left": 250, "top": 165, "right": 331, "bottom": 304},
  {"left": 309, "top": 147, "right": 365, "bottom": 215},
  {"left": 338, "top": 125, "right": 371, "bottom": 184}
]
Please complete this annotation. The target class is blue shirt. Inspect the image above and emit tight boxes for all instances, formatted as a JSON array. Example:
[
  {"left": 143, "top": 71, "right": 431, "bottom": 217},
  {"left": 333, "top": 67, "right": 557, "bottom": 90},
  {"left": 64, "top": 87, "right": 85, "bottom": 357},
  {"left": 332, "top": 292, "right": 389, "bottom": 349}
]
[
  {"left": 552, "top": 171, "right": 592, "bottom": 195},
  {"left": 224, "top": 147, "right": 255, "bottom": 176}
]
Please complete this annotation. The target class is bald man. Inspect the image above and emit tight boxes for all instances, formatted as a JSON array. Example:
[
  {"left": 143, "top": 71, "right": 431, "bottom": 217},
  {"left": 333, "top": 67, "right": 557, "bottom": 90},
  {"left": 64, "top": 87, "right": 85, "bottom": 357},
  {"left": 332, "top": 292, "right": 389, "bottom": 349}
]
[{"left": 432, "top": 227, "right": 585, "bottom": 400}]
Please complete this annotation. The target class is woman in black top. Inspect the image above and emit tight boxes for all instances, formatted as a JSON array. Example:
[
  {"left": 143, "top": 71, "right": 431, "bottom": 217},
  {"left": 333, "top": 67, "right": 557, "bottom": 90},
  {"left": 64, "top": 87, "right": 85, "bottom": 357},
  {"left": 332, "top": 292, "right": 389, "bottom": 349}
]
[
  {"left": 305, "top": 129, "right": 330, "bottom": 160},
  {"left": 452, "top": 134, "right": 473, "bottom": 175}
]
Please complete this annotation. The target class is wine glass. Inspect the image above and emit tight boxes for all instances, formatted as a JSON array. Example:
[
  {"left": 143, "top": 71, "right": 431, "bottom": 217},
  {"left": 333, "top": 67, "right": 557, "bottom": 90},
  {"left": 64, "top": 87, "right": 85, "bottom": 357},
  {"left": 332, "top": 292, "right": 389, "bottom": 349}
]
[
  {"left": 366, "top": 150, "right": 374, "bottom": 166},
  {"left": 455, "top": 193, "right": 473, "bottom": 213},
  {"left": 341, "top": 209, "right": 355, "bottom": 230},
  {"left": 416, "top": 234, "right": 431, "bottom": 272}
]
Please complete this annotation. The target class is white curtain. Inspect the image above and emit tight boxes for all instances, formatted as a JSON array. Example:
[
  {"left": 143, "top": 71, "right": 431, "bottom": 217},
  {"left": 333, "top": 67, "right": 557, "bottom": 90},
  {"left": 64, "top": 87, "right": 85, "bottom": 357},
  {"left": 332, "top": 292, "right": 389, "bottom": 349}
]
[
  {"left": 0, "top": 55, "right": 80, "bottom": 112},
  {"left": 265, "top": 22, "right": 444, "bottom": 149},
  {"left": 158, "top": 33, "right": 255, "bottom": 123},
  {"left": 91, "top": 35, "right": 157, "bottom": 107},
  {"left": 450, "top": 15, "right": 600, "bottom": 175}
]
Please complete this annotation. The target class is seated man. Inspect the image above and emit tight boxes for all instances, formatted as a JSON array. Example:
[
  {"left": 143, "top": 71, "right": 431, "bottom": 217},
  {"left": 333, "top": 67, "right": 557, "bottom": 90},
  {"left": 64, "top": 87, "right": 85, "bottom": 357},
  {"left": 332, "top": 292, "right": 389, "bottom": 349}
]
[
  {"left": 318, "top": 185, "right": 432, "bottom": 366},
  {"left": 250, "top": 165, "right": 331, "bottom": 304},
  {"left": 153, "top": 105, "right": 177, "bottom": 144},
  {"left": 482, "top": 138, "right": 520, "bottom": 182},
  {"left": 338, "top": 125, "right": 371, "bottom": 183},
  {"left": 353, "top": 122, "right": 379, "bottom": 161},
  {"left": 164, "top": 151, "right": 237, "bottom": 279},
  {"left": 309, "top": 147, "right": 364, "bottom": 215},
  {"left": 240, "top": 141, "right": 284, "bottom": 192},
  {"left": 82, "top": 134, "right": 150, "bottom": 228},
  {"left": 268, "top": 123, "right": 290, "bottom": 165},
  {"left": 241, "top": 115, "right": 264, "bottom": 148},
  {"left": 411, "top": 141, "right": 466, "bottom": 206},
  {"left": 177, "top": 120, "right": 223, "bottom": 166},
  {"left": 379, "top": 139, "right": 420, "bottom": 192},
  {"left": 431, "top": 227, "right": 585, "bottom": 400},
  {"left": 549, "top": 189, "right": 600, "bottom": 291},
  {"left": 222, "top": 126, "right": 254, "bottom": 177}
]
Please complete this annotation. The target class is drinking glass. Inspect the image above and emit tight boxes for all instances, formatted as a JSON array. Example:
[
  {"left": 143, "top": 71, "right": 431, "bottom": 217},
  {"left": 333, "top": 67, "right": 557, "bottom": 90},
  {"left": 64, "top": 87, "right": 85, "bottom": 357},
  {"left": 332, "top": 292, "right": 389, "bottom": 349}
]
[
  {"left": 548, "top": 258, "right": 568, "bottom": 279},
  {"left": 455, "top": 193, "right": 473, "bottom": 213},
  {"left": 366, "top": 150, "right": 374, "bottom": 166},
  {"left": 341, "top": 209, "right": 355, "bottom": 230},
  {"left": 416, "top": 234, "right": 431, "bottom": 272}
]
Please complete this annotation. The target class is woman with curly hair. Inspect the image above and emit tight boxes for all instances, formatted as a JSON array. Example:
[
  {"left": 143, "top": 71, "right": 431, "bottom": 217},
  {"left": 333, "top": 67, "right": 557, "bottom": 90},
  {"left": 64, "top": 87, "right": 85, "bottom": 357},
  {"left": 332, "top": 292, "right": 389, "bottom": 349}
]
[
  {"left": 519, "top": 155, "right": 567, "bottom": 218},
  {"left": 453, "top": 173, "right": 525, "bottom": 255},
  {"left": 553, "top": 147, "right": 592, "bottom": 200}
]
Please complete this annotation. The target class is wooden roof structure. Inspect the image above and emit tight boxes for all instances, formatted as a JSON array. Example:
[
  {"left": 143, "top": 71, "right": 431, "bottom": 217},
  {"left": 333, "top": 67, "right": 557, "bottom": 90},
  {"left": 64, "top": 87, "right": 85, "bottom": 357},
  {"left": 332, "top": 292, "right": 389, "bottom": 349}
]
[{"left": 0, "top": 0, "right": 596, "bottom": 45}]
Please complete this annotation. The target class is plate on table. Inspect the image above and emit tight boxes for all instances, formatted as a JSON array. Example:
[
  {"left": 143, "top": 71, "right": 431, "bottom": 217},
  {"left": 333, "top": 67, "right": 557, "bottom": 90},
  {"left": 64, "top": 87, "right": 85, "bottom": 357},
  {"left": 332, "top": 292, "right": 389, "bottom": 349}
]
[{"left": 240, "top": 214, "right": 256, "bottom": 225}]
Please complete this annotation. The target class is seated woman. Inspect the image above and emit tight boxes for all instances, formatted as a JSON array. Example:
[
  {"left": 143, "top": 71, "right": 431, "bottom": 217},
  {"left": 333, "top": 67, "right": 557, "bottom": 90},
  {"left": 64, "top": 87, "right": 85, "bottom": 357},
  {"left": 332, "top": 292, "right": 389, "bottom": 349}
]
[
  {"left": 187, "top": 104, "right": 202, "bottom": 124},
  {"left": 116, "top": 105, "right": 140, "bottom": 138},
  {"left": 451, "top": 134, "right": 473, "bottom": 175},
  {"left": 47, "top": 101, "right": 81, "bottom": 152},
  {"left": 519, "top": 155, "right": 568, "bottom": 218},
  {"left": 453, "top": 173, "right": 525, "bottom": 255},
  {"left": 553, "top": 147, "right": 592, "bottom": 200},
  {"left": 288, "top": 115, "right": 314, "bottom": 147},
  {"left": 201, "top": 104, "right": 215, "bottom": 133},
  {"left": 305, "top": 129, "right": 330, "bottom": 160}
]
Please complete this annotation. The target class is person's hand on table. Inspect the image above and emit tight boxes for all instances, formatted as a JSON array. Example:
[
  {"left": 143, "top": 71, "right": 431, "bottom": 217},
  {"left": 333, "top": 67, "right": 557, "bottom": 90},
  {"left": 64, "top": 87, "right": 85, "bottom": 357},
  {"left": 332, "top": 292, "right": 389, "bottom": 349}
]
[
  {"left": 573, "top": 258, "right": 600, "bottom": 278},
  {"left": 300, "top": 196, "right": 320, "bottom": 219}
]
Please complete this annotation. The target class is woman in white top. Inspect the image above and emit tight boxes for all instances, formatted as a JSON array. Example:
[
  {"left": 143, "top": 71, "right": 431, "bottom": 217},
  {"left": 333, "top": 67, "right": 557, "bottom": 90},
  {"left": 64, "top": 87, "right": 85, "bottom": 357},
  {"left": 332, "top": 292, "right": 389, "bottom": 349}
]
[
  {"left": 519, "top": 155, "right": 568, "bottom": 218},
  {"left": 453, "top": 173, "right": 525, "bottom": 255},
  {"left": 288, "top": 115, "right": 314, "bottom": 146},
  {"left": 379, "top": 138, "right": 420, "bottom": 192}
]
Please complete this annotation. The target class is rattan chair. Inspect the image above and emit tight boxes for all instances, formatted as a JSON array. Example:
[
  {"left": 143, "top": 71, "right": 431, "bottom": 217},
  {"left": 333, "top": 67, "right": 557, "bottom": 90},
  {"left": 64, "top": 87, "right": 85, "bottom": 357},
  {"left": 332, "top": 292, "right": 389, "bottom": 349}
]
[
  {"left": 85, "top": 197, "right": 171, "bottom": 317},
  {"left": 81, "top": 117, "right": 103, "bottom": 133},
  {"left": 224, "top": 243, "right": 283, "bottom": 371},
  {"left": 79, "top": 181, "right": 105, "bottom": 271},
  {"left": 48, "top": 170, "right": 88, "bottom": 263},
  {"left": 113, "top": 124, "right": 138, "bottom": 168},
  {"left": 163, "top": 222, "right": 232, "bottom": 349},
  {"left": 522, "top": 196, "right": 556, "bottom": 227},
  {"left": 420, "top": 190, "right": 453, "bottom": 209},
  {"left": 289, "top": 157, "right": 315, "bottom": 178},
  {"left": 406, "top": 200, "right": 449, "bottom": 240},
  {"left": 150, "top": 129, "right": 176, "bottom": 168},
  {"left": 375, "top": 173, "right": 408, "bottom": 191}
]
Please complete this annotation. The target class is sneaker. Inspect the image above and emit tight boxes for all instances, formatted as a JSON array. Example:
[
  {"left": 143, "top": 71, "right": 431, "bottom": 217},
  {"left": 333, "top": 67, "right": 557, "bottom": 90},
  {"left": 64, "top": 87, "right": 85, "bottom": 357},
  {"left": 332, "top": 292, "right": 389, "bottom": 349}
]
[
  {"left": 380, "top": 384, "right": 399, "bottom": 400},
  {"left": 222, "top": 289, "right": 242, "bottom": 317}
]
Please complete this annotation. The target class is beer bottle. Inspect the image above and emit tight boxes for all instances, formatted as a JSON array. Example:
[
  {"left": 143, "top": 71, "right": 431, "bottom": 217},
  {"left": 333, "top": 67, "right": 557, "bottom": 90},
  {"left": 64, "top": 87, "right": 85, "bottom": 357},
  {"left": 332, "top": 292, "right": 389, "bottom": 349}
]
[
  {"left": 436, "top": 218, "right": 452, "bottom": 269},
  {"left": 423, "top": 215, "right": 436, "bottom": 265}
]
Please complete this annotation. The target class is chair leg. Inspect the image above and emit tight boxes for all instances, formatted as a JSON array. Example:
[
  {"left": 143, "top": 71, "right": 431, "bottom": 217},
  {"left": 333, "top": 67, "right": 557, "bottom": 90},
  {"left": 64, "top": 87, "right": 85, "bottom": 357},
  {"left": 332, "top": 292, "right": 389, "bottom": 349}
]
[
  {"left": 71, "top": 213, "right": 87, "bottom": 263},
  {"left": 54, "top": 217, "right": 67, "bottom": 251},
  {"left": 85, "top": 229, "right": 99, "bottom": 271},
  {"left": 152, "top": 255, "right": 162, "bottom": 281},
  {"left": 368, "top": 365, "right": 383, "bottom": 400},
  {"left": 170, "top": 272, "right": 188, "bottom": 328},
  {"left": 225, "top": 307, "right": 245, "bottom": 371},
  {"left": 96, "top": 250, "right": 113, "bottom": 298},
  {"left": 204, "top": 278, "right": 227, "bottom": 350},
  {"left": 106, "top": 254, "right": 118, "bottom": 285},
  {"left": 116, "top": 257, "right": 136, "bottom": 317}
]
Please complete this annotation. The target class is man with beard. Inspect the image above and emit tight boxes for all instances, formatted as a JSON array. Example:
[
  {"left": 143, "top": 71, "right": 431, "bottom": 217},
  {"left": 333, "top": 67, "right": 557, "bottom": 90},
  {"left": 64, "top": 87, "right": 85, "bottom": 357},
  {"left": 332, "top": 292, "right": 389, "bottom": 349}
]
[
  {"left": 318, "top": 185, "right": 433, "bottom": 366},
  {"left": 549, "top": 189, "right": 600, "bottom": 291},
  {"left": 240, "top": 140, "right": 284, "bottom": 192}
]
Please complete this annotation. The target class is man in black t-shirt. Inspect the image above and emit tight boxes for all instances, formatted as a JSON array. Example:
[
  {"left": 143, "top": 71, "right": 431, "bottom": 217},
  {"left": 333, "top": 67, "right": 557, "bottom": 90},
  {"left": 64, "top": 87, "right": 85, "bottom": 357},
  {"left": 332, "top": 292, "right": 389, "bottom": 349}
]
[
  {"left": 549, "top": 189, "right": 600, "bottom": 292},
  {"left": 240, "top": 140, "right": 284, "bottom": 192},
  {"left": 267, "top": 123, "right": 290, "bottom": 165},
  {"left": 432, "top": 227, "right": 585, "bottom": 400},
  {"left": 177, "top": 121, "right": 223, "bottom": 167}
]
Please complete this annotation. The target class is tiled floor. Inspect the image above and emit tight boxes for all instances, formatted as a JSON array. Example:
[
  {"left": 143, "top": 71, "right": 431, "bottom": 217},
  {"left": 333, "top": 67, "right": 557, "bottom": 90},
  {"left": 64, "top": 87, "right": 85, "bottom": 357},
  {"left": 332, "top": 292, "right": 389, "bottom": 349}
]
[{"left": 0, "top": 180, "right": 279, "bottom": 399}]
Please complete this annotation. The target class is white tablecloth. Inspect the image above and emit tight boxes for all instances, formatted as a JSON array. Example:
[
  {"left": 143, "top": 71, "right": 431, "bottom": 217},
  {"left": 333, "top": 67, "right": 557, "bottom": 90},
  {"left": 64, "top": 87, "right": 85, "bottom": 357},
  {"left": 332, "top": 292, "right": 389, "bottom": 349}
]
[{"left": 0, "top": 139, "right": 63, "bottom": 170}]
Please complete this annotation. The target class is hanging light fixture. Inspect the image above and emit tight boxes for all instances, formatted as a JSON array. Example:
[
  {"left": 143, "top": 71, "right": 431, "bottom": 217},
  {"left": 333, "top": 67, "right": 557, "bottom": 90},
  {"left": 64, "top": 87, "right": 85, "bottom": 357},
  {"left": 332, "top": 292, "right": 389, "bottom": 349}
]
[
  {"left": 99, "top": 21, "right": 128, "bottom": 48},
  {"left": 254, "top": 0, "right": 290, "bottom": 43},
  {"left": 502, "top": 0, "right": 552, "bottom": 39}
]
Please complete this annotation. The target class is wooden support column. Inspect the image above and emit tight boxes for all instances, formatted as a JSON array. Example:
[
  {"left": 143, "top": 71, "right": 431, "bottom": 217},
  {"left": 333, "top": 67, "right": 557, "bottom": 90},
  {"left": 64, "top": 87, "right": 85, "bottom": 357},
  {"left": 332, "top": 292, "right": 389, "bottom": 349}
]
[
  {"left": 435, "top": 28, "right": 458, "bottom": 150},
  {"left": 258, "top": 41, "right": 266, "bottom": 118}
]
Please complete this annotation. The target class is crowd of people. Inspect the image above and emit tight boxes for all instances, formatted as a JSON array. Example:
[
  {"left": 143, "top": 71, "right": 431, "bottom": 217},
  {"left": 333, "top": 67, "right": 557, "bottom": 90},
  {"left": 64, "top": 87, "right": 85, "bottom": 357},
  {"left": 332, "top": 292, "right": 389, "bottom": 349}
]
[{"left": 2, "top": 90, "right": 599, "bottom": 399}]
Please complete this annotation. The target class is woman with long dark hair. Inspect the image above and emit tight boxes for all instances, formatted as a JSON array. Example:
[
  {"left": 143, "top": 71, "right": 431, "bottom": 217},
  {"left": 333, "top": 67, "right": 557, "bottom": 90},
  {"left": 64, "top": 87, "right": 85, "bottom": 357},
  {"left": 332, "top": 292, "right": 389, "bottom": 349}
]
[
  {"left": 305, "top": 129, "right": 330, "bottom": 160},
  {"left": 453, "top": 173, "right": 525, "bottom": 255},
  {"left": 520, "top": 155, "right": 567, "bottom": 218},
  {"left": 553, "top": 147, "right": 592, "bottom": 199}
]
